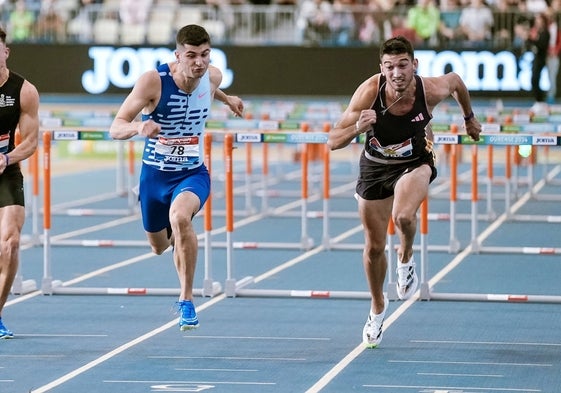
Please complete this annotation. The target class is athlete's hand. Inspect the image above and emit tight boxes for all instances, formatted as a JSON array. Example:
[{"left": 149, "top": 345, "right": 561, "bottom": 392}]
[
  {"left": 0, "top": 154, "right": 7, "bottom": 175},
  {"left": 355, "top": 109, "right": 377, "bottom": 134},
  {"left": 465, "top": 117, "right": 481, "bottom": 141},
  {"left": 138, "top": 119, "right": 161, "bottom": 138},
  {"left": 225, "top": 95, "right": 244, "bottom": 117}
]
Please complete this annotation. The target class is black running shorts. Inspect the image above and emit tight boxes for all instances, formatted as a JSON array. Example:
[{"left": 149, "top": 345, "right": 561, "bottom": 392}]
[
  {"left": 355, "top": 151, "right": 437, "bottom": 200},
  {"left": 0, "top": 165, "right": 25, "bottom": 207}
]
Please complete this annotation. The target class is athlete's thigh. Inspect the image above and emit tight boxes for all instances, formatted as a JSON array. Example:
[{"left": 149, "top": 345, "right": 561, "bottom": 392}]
[
  {"left": 393, "top": 164, "right": 432, "bottom": 215},
  {"left": 358, "top": 195, "right": 393, "bottom": 247},
  {"left": 170, "top": 166, "right": 210, "bottom": 219},
  {"left": 0, "top": 205, "right": 25, "bottom": 239}
]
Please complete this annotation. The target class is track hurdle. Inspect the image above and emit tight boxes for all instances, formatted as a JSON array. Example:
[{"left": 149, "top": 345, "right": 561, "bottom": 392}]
[
  {"left": 47, "top": 130, "right": 138, "bottom": 218},
  {"left": 229, "top": 130, "right": 561, "bottom": 302},
  {"left": 214, "top": 128, "right": 318, "bottom": 251},
  {"left": 40, "top": 131, "right": 222, "bottom": 297},
  {"left": 384, "top": 130, "right": 561, "bottom": 303},
  {"left": 221, "top": 131, "right": 404, "bottom": 301},
  {"left": 40, "top": 130, "right": 145, "bottom": 247},
  {"left": 418, "top": 173, "right": 561, "bottom": 304},
  {"left": 433, "top": 132, "right": 561, "bottom": 255}
]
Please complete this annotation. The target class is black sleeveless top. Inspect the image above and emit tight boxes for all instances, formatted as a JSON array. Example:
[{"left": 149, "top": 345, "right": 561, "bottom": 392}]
[
  {"left": 0, "top": 71, "right": 24, "bottom": 155},
  {"left": 364, "top": 74, "right": 432, "bottom": 162}
]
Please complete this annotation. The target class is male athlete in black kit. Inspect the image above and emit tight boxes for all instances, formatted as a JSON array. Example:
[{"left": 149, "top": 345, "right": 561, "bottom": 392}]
[
  {"left": 327, "top": 36, "right": 481, "bottom": 348},
  {"left": 0, "top": 27, "right": 40, "bottom": 338}
]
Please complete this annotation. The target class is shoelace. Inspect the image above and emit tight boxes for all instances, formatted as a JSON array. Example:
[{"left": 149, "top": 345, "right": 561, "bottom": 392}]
[{"left": 175, "top": 301, "right": 195, "bottom": 319}]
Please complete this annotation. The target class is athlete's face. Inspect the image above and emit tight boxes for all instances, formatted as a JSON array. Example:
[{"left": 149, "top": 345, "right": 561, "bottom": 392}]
[
  {"left": 380, "top": 53, "right": 417, "bottom": 93},
  {"left": 175, "top": 43, "right": 211, "bottom": 79}
]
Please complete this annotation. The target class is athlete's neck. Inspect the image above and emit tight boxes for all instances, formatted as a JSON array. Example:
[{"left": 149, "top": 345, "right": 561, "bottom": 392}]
[{"left": 0, "top": 69, "right": 8, "bottom": 88}]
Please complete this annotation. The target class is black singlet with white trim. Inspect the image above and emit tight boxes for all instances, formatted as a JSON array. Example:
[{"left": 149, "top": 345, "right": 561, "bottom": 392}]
[
  {"left": 0, "top": 71, "right": 25, "bottom": 207},
  {"left": 364, "top": 74, "right": 432, "bottom": 162}
]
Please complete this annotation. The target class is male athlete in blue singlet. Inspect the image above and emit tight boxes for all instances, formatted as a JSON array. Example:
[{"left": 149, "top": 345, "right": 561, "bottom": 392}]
[
  {"left": 110, "top": 25, "right": 243, "bottom": 331},
  {"left": 0, "top": 27, "right": 40, "bottom": 339},
  {"left": 328, "top": 36, "right": 481, "bottom": 348}
]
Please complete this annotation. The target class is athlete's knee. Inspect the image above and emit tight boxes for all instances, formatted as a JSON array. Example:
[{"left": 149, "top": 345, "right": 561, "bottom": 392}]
[
  {"left": 0, "top": 234, "right": 20, "bottom": 261},
  {"left": 393, "top": 211, "right": 416, "bottom": 231},
  {"left": 170, "top": 211, "right": 194, "bottom": 231},
  {"left": 363, "top": 240, "right": 386, "bottom": 262},
  {"left": 151, "top": 243, "right": 168, "bottom": 255}
]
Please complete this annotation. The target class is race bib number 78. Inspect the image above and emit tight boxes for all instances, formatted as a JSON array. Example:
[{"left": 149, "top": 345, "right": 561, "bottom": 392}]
[{"left": 154, "top": 136, "right": 200, "bottom": 162}]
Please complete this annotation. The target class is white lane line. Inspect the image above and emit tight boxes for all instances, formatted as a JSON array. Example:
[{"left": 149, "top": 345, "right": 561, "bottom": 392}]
[
  {"left": 305, "top": 165, "right": 560, "bottom": 393},
  {"left": 183, "top": 335, "right": 330, "bottom": 341},
  {"left": 389, "top": 360, "right": 552, "bottom": 367},
  {"left": 148, "top": 355, "right": 306, "bottom": 362},
  {"left": 174, "top": 368, "right": 259, "bottom": 372},
  {"left": 0, "top": 355, "right": 64, "bottom": 358},
  {"left": 103, "top": 379, "right": 276, "bottom": 386},
  {"left": 20, "top": 195, "right": 357, "bottom": 392},
  {"left": 417, "top": 372, "right": 504, "bottom": 378},
  {"left": 362, "top": 384, "right": 541, "bottom": 392},
  {"left": 29, "top": 295, "right": 225, "bottom": 393},
  {"left": 411, "top": 340, "right": 561, "bottom": 347},
  {"left": 15, "top": 334, "right": 108, "bottom": 338}
]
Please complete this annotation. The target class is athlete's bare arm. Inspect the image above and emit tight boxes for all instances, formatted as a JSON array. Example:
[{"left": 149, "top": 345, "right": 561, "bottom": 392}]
[
  {"left": 1, "top": 80, "right": 39, "bottom": 174},
  {"left": 110, "top": 70, "right": 161, "bottom": 140},
  {"left": 210, "top": 65, "right": 244, "bottom": 117},
  {"left": 328, "top": 75, "right": 380, "bottom": 150},
  {"left": 423, "top": 72, "right": 481, "bottom": 141}
]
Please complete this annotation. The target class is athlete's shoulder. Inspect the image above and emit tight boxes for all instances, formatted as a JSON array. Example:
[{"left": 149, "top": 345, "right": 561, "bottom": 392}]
[{"left": 208, "top": 65, "right": 222, "bottom": 89}]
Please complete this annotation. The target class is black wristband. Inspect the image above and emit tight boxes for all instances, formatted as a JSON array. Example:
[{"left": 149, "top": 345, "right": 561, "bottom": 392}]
[{"left": 463, "top": 111, "right": 475, "bottom": 121}]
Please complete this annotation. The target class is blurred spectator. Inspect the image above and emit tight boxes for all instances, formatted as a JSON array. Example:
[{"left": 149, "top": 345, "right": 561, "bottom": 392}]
[
  {"left": 526, "top": 0, "right": 548, "bottom": 13},
  {"left": 8, "top": 0, "right": 35, "bottom": 42},
  {"left": 329, "top": 0, "right": 356, "bottom": 45},
  {"left": 390, "top": 13, "right": 417, "bottom": 43},
  {"left": 458, "top": 0, "right": 494, "bottom": 48},
  {"left": 438, "top": 0, "right": 462, "bottom": 46},
  {"left": 546, "top": 3, "right": 561, "bottom": 103},
  {"left": 528, "top": 13, "right": 550, "bottom": 113},
  {"left": 493, "top": 0, "right": 526, "bottom": 48},
  {"left": 358, "top": 0, "right": 392, "bottom": 45},
  {"left": 36, "top": 1, "right": 65, "bottom": 43},
  {"left": 67, "top": 0, "right": 95, "bottom": 43},
  {"left": 512, "top": 14, "right": 532, "bottom": 55},
  {"left": 358, "top": 13, "right": 380, "bottom": 45},
  {"left": 120, "top": 0, "right": 152, "bottom": 25},
  {"left": 297, "top": 0, "right": 333, "bottom": 45},
  {"left": 406, "top": 0, "right": 440, "bottom": 46}
]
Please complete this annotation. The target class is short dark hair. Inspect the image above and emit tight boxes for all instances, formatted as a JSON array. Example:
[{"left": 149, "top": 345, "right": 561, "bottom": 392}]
[
  {"left": 0, "top": 27, "right": 6, "bottom": 44},
  {"left": 380, "top": 36, "right": 414, "bottom": 61},
  {"left": 176, "top": 25, "right": 211, "bottom": 48}
]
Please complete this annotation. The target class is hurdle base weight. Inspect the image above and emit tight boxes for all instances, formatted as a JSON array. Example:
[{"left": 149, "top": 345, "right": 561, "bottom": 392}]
[
  {"left": 41, "top": 278, "right": 63, "bottom": 296},
  {"left": 386, "top": 282, "right": 399, "bottom": 301},
  {"left": 202, "top": 279, "right": 222, "bottom": 297},
  {"left": 11, "top": 279, "right": 37, "bottom": 295}
]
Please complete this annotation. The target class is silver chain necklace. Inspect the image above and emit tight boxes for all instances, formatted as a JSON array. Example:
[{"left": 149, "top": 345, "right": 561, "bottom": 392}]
[{"left": 380, "top": 93, "right": 405, "bottom": 116}]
